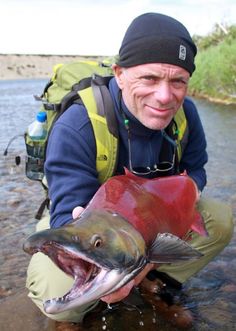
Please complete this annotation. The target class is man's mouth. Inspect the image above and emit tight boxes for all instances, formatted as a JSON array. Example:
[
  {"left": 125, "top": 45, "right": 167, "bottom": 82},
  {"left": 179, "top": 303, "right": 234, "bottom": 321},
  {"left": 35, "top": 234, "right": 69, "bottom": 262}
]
[{"left": 145, "top": 104, "right": 173, "bottom": 113}]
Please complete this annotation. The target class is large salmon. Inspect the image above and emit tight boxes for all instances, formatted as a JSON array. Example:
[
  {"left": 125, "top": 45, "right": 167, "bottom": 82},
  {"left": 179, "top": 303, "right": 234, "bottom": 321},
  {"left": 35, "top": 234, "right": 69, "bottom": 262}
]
[{"left": 23, "top": 170, "right": 206, "bottom": 314}]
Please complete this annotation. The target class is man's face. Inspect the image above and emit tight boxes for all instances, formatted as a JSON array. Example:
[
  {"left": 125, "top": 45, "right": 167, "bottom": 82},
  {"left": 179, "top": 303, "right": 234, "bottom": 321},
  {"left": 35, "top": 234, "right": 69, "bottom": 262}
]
[{"left": 113, "top": 63, "right": 190, "bottom": 130}]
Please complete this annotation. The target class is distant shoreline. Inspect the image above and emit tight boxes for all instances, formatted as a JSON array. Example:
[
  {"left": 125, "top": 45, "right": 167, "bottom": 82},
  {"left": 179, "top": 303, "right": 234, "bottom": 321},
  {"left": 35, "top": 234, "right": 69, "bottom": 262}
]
[
  {"left": 1, "top": 54, "right": 235, "bottom": 105},
  {"left": 0, "top": 54, "right": 107, "bottom": 80}
]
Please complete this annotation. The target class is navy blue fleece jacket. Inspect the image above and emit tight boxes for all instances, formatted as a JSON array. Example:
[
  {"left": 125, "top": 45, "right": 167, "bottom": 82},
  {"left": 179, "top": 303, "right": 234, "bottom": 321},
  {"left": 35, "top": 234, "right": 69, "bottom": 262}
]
[{"left": 45, "top": 78, "right": 208, "bottom": 228}]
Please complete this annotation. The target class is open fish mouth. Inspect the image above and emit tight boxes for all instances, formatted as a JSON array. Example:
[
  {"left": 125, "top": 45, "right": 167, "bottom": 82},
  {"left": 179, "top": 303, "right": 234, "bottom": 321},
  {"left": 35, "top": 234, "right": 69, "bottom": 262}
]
[
  {"left": 23, "top": 210, "right": 148, "bottom": 314},
  {"left": 38, "top": 242, "right": 115, "bottom": 314}
]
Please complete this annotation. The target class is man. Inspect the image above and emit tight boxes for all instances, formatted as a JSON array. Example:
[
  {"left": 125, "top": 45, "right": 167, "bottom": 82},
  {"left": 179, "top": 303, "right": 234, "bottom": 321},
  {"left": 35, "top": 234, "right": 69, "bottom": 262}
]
[{"left": 26, "top": 13, "right": 233, "bottom": 323}]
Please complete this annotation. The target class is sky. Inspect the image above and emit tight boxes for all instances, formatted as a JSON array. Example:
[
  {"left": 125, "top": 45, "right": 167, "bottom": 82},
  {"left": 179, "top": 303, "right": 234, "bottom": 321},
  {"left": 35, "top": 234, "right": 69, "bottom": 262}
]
[{"left": 1, "top": 0, "right": 236, "bottom": 56}]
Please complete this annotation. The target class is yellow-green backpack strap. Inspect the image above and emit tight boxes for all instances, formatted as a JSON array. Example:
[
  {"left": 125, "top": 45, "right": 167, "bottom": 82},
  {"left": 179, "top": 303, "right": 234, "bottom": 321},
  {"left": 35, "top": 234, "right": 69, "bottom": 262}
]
[
  {"left": 173, "top": 106, "right": 189, "bottom": 161},
  {"left": 78, "top": 87, "right": 118, "bottom": 183}
]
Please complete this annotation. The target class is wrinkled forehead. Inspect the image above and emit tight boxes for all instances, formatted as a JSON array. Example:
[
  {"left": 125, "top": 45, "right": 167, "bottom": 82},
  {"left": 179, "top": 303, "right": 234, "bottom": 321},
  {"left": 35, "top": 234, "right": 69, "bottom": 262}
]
[{"left": 123, "top": 63, "right": 190, "bottom": 79}]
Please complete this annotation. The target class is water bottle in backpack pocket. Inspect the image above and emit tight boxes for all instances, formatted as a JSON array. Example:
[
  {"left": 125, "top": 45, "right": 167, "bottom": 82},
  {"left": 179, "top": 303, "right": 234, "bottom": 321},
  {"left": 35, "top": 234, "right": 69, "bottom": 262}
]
[{"left": 25, "top": 111, "right": 48, "bottom": 181}]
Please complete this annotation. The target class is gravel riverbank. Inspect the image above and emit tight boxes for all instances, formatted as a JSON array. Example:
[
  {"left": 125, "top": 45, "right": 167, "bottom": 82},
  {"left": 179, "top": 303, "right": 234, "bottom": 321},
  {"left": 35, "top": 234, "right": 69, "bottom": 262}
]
[{"left": 0, "top": 54, "right": 106, "bottom": 80}]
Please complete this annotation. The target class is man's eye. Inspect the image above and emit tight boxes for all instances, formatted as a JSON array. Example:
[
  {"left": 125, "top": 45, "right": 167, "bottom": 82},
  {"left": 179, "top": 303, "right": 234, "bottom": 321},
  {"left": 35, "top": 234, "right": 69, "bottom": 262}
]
[
  {"left": 139, "top": 76, "right": 158, "bottom": 85},
  {"left": 142, "top": 75, "right": 156, "bottom": 81},
  {"left": 171, "top": 79, "right": 188, "bottom": 88}
]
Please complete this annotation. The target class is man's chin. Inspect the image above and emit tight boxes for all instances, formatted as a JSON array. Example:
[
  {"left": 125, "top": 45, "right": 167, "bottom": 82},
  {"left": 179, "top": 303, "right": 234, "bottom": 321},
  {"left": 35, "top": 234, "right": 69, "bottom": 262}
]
[{"left": 141, "top": 117, "right": 173, "bottom": 131}]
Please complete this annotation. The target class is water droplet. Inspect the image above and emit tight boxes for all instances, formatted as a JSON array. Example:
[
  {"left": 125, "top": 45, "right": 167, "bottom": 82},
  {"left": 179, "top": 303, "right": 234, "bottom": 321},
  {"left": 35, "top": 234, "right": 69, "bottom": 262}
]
[
  {"left": 107, "top": 303, "right": 113, "bottom": 310},
  {"left": 152, "top": 306, "right": 157, "bottom": 324},
  {"left": 101, "top": 315, "right": 107, "bottom": 330},
  {"left": 139, "top": 320, "right": 144, "bottom": 326}
]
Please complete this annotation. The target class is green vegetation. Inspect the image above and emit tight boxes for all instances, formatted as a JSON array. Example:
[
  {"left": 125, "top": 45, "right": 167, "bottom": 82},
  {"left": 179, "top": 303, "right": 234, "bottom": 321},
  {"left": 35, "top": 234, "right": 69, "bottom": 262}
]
[{"left": 189, "top": 24, "right": 236, "bottom": 104}]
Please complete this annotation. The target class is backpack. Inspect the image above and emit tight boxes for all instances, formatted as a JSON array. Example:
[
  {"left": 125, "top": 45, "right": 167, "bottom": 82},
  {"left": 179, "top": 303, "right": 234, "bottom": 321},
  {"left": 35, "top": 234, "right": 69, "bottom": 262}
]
[{"left": 25, "top": 60, "right": 120, "bottom": 187}]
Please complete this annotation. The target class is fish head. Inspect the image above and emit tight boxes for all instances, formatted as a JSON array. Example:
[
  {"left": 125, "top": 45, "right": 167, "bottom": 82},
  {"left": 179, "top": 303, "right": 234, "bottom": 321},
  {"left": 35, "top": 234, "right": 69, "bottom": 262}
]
[{"left": 23, "top": 210, "right": 147, "bottom": 314}]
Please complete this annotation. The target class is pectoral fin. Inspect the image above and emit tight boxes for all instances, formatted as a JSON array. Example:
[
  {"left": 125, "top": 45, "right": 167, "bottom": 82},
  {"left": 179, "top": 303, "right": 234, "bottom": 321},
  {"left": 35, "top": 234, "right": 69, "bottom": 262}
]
[{"left": 148, "top": 233, "right": 203, "bottom": 263}]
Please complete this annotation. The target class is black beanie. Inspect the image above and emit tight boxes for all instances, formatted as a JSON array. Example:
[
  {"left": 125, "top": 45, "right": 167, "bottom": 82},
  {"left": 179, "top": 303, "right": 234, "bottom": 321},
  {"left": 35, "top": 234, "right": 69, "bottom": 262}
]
[{"left": 116, "top": 13, "right": 197, "bottom": 75}]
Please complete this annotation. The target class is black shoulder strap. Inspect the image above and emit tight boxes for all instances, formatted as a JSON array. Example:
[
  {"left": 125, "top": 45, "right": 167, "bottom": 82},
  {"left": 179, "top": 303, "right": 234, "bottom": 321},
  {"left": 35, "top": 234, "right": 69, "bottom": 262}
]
[
  {"left": 159, "top": 120, "right": 180, "bottom": 174},
  {"left": 91, "top": 75, "right": 119, "bottom": 138}
]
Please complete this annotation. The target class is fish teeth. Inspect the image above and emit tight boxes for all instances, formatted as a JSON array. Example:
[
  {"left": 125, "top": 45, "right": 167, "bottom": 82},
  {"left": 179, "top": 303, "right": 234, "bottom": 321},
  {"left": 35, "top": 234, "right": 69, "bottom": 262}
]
[
  {"left": 72, "top": 235, "right": 80, "bottom": 242},
  {"left": 54, "top": 296, "right": 66, "bottom": 302}
]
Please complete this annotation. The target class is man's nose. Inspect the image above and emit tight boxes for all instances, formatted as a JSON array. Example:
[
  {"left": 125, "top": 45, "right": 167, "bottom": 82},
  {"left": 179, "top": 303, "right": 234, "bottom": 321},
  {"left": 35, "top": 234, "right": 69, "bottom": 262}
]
[{"left": 153, "top": 82, "right": 172, "bottom": 104}]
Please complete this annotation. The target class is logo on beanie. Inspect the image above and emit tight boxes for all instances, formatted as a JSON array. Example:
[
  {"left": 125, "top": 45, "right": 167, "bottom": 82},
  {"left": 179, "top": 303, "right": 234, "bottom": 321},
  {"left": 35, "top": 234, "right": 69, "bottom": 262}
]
[{"left": 179, "top": 45, "right": 186, "bottom": 61}]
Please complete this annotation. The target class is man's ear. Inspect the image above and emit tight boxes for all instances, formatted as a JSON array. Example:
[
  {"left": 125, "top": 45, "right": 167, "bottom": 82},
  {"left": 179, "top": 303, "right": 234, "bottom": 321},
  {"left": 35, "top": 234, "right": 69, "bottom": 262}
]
[{"left": 112, "top": 64, "right": 124, "bottom": 89}]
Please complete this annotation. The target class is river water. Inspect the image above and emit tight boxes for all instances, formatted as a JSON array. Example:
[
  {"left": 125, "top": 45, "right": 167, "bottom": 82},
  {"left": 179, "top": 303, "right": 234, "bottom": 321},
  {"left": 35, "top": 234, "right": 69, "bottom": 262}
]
[{"left": 0, "top": 79, "right": 236, "bottom": 330}]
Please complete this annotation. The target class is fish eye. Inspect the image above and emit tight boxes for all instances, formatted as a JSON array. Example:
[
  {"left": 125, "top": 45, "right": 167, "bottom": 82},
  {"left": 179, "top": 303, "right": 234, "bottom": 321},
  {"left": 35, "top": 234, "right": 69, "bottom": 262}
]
[{"left": 90, "top": 234, "right": 103, "bottom": 248}]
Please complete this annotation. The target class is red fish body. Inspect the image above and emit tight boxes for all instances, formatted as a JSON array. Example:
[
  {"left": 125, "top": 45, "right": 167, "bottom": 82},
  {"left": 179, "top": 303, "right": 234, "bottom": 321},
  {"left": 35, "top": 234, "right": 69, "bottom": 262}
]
[{"left": 86, "top": 170, "right": 205, "bottom": 245}]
